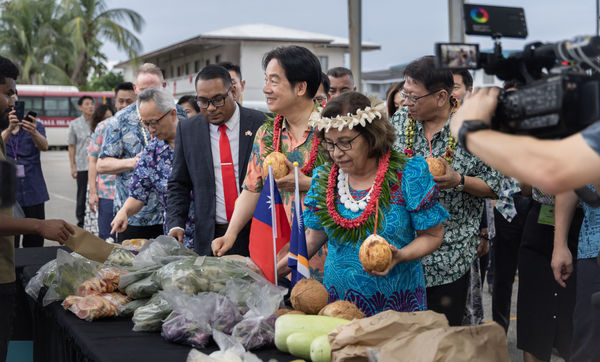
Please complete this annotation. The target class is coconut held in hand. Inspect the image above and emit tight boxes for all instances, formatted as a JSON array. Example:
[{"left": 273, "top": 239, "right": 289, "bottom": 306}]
[
  {"left": 359, "top": 234, "right": 392, "bottom": 272},
  {"left": 263, "top": 152, "right": 290, "bottom": 179},
  {"left": 290, "top": 278, "right": 329, "bottom": 314},
  {"left": 426, "top": 158, "right": 446, "bottom": 177}
]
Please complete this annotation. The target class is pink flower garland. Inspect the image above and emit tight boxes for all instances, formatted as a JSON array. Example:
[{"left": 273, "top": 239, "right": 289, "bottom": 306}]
[
  {"left": 272, "top": 114, "right": 321, "bottom": 176},
  {"left": 326, "top": 151, "right": 391, "bottom": 229}
]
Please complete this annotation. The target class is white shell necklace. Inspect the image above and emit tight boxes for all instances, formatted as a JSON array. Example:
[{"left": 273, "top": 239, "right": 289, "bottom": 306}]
[{"left": 337, "top": 170, "right": 374, "bottom": 213}]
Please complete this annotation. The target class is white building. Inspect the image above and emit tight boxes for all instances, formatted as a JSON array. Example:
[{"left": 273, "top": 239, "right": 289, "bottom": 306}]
[
  {"left": 115, "top": 24, "right": 380, "bottom": 109},
  {"left": 362, "top": 50, "right": 517, "bottom": 101}
]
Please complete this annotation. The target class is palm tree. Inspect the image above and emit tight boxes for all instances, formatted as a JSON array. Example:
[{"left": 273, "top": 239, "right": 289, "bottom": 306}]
[
  {"left": 60, "top": 0, "right": 144, "bottom": 86},
  {"left": 0, "top": 0, "right": 72, "bottom": 84}
]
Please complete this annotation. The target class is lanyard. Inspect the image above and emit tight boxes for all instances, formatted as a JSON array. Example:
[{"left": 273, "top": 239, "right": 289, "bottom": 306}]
[{"left": 9, "top": 132, "right": 19, "bottom": 161}]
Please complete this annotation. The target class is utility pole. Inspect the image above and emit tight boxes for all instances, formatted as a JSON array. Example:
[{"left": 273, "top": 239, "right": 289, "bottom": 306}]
[
  {"left": 448, "top": 0, "right": 465, "bottom": 42},
  {"left": 348, "top": 0, "right": 362, "bottom": 92}
]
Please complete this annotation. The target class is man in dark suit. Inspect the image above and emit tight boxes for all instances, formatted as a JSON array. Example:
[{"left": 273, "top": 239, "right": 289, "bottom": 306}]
[{"left": 167, "top": 65, "right": 265, "bottom": 256}]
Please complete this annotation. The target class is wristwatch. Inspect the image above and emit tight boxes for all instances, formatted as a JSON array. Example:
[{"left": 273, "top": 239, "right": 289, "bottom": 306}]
[
  {"left": 458, "top": 120, "right": 490, "bottom": 154},
  {"left": 455, "top": 174, "right": 465, "bottom": 192}
]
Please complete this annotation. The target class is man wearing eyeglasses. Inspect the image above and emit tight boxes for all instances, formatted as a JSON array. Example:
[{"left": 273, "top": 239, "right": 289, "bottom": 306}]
[
  {"left": 166, "top": 65, "right": 264, "bottom": 256},
  {"left": 97, "top": 63, "right": 188, "bottom": 243},
  {"left": 390, "top": 56, "right": 502, "bottom": 326},
  {"left": 110, "top": 88, "right": 195, "bottom": 247}
]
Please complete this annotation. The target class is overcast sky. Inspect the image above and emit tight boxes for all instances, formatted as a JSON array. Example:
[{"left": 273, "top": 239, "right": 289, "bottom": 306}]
[{"left": 102, "top": 0, "right": 597, "bottom": 72}]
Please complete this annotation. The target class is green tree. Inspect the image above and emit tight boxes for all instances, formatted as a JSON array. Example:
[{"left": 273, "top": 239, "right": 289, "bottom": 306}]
[
  {"left": 0, "top": 0, "right": 72, "bottom": 84},
  {"left": 60, "top": 0, "right": 144, "bottom": 86},
  {"left": 80, "top": 71, "right": 123, "bottom": 91}
]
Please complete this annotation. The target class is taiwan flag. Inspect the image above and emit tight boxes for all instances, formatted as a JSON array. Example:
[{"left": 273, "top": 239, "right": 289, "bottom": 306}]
[
  {"left": 249, "top": 172, "right": 290, "bottom": 284},
  {"left": 288, "top": 180, "right": 310, "bottom": 289}
]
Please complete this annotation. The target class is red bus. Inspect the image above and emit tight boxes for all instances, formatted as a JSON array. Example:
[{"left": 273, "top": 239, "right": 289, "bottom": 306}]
[{"left": 17, "top": 85, "right": 114, "bottom": 147}]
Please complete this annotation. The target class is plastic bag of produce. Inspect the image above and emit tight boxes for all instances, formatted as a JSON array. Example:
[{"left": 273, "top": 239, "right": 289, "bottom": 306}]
[
  {"left": 132, "top": 293, "right": 172, "bottom": 332},
  {"left": 25, "top": 259, "right": 57, "bottom": 300},
  {"left": 63, "top": 292, "right": 131, "bottom": 321},
  {"left": 118, "top": 264, "right": 160, "bottom": 289},
  {"left": 77, "top": 267, "right": 128, "bottom": 296},
  {"left": 119, "top": 298, "right": 149, "bottom": 317},
  {"left": 104, "top": 247, "right": 136, "bottom": 268},
  {"left": 155, "top": 256, "right": 258, "bottom": 295},
  {"left": 230, "top": 280, "right": 286, "bottom": 350},
  {"left": 43, "top": 250, "right": 101, "bottom": 306},
  {"left": 124, "top": 274, "right": 160, "bottom": 299},
  {"left": 133, "top": 236, "right": 196, "bottom": 269},
  {"left": 161, "top": 289, "right": 242, "bottom": 335},
  {"left": 161, "top": 312, "right": 211, "bottom": 349},
  {"left": 185, "top": 330, "right": 261, "bottom": 362}
]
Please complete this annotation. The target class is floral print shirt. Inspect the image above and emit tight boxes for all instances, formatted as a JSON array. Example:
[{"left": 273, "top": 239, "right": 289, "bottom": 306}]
[
  {"left": 67, "top": 115, "right": 91, "bottom": 171},
  {"left": 87, "top": 119, "right": 116, "bottom": 200},
  {"left": 578, "top": 185, "right": 600, "bottom": 259},
  {"left": 391, "top": 108, "right": 503, "bottom": 287},
  {"left": 99, "top": 103, "right": 187, "bottom": 226},
  {"left": 129, "top": 138, "right": 195, "bottom": 248},
  {"left": 243, "top": 119, "right": 327, "bottom": 281}
]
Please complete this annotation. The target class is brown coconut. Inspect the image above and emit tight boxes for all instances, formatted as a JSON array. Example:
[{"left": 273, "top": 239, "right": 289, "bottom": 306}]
[
  {"left": 290, "top": 278, "right": 329, "bottom": 315},
  {"left": 262, "top": 152, "right": 289, "bottom": 179},
  {"left": 274, "top": 308, "right": 293, "bottom": 317},
  {"left": 426, "top": 158, "right": 446, "bottom": 176},
  {"left": 359, "top": 234, "right": 392, "bottom": 272},
  {"left": 318, "top": 300, "right": 364, "bottom": 320}
]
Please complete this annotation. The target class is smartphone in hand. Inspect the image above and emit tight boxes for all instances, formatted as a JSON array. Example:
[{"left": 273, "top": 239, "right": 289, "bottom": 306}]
[
  {"left": 25, "top": 111, "right": 37, "bottom": 123},
  {"left": 14, "top": 100, "right": 24, "bottom": 121}
]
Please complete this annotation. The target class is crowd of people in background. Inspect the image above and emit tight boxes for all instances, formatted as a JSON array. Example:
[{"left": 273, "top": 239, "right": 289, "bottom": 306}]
[{"left": 1, "top": 41, "right": 599, "bottom": 362}]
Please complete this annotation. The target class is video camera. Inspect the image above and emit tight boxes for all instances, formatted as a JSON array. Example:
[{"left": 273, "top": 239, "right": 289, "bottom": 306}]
[{"left": 435, "top": 4, "right": 600, "bottom": 139}]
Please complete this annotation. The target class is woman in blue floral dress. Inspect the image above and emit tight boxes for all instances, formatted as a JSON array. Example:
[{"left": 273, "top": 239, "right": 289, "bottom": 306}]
[{"left": 279, "top": 92, "right": 448, "bottom": 316}]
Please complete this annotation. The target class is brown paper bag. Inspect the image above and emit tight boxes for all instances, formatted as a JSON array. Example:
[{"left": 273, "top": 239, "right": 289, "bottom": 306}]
[
  {"left": 379, "top": 323, "right": 510, "bottom": 362},
  {"left": 329, "top": 310, "right": 449, "bottom": 362},
  {"left": 64, "top": 226, "right": 115, "bottom": 263},
  {"left": 329, "top": 310, "right": 509, "bottom": 362}
]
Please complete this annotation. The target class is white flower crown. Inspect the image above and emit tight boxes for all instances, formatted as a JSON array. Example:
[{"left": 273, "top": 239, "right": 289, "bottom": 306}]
[{"left": 308, "top": 95, "right": 386, "bottom": 132}]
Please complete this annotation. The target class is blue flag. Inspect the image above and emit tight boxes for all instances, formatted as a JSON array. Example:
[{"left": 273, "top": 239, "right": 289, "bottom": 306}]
[{"left": 288, "top": 166, "right": 310, "bottom": 288}]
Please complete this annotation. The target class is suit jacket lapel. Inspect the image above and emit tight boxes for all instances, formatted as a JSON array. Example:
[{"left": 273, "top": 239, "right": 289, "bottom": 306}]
[
  {"left": 201, "top": 117, "right": 216, "bottom": 188},
  {"left": 237, "top": 107, "right": 252, "bottom": 190}
]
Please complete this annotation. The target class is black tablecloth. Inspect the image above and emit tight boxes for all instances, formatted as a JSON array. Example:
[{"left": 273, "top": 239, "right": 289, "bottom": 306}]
[
  {"left": 16, "top": 247, "right": 294, "bottom": 362},
  {"left": 13, "top": 246, "right": 68, "bottom": 340}
]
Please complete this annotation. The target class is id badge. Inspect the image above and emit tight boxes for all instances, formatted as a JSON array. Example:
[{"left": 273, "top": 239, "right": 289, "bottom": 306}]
[
  {"left": 16, "top": 164, "right": 25, "bottom": 178},
  {"left": 537, "top": 204, "right": 555, "bottom": 226}
]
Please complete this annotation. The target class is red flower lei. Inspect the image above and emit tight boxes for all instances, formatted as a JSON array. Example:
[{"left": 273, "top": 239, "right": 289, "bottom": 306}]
[
  {"left": 326, "top": 151, "right": 391, "bottom": 229},
  {"left": 272, "top": 114, "right": 321, "bottom": 176}
]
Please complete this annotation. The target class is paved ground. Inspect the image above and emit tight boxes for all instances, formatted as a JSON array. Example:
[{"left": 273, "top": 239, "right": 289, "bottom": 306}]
[{"left": 39, "top": 150, "right": 565, "bottom": 362}]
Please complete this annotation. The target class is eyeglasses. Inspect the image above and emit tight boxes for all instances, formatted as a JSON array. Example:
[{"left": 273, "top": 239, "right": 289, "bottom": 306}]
[
  {"left": 313, "top": 96, "right": 327, "bottom": 104},
  {"left": 196, "top": 87, "right": 231, "bottom": 109},
  {"left": 141, "top": 110, "right": 171, "bottom": 128},
  {"left": 323, "top": 133, "right": 361, "bottom": 152},
  {"left": 399, "top": 89, "right": 441, "bottom": 104}
]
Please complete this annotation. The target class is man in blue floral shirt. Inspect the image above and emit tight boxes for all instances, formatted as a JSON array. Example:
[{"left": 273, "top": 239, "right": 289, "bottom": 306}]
[
  {"left": 110, "top": 88, "right": 195, "bottom": 248},
  {"left": 97, "top": 63, "right": 187, "bottom": 242},
  {"left": 390, "top": 56, "right": 502, "bottom": 326}
]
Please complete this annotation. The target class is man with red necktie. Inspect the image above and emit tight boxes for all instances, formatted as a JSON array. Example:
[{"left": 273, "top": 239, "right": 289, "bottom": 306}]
[{"left": 167, "top": 65, "right": 265, "bottom": 256}]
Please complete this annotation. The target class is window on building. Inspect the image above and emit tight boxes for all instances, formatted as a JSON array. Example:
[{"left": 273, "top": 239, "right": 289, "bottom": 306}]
[
  {"left": 45, "top": 97, "right": 70, "bottom": 117},
  {"left": 215, "top": 54, "right": 221, "bottom": 63},
  {"left": 318, "top": 56, "right": 328, "bottom": 72},
  {"left": 185, "top": 63, "right": 189, "bottom": 75},
  {"left": 206, "top": 59, "right": 210, "bottom": 66},
  {"left": 195, "top": 60, "right": 201, "bottom": 73}
]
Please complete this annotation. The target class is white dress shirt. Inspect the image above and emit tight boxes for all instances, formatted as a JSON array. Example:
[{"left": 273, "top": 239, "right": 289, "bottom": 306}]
[{"left": 209, "top": 103, "right": 240, "bottom": 224}]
